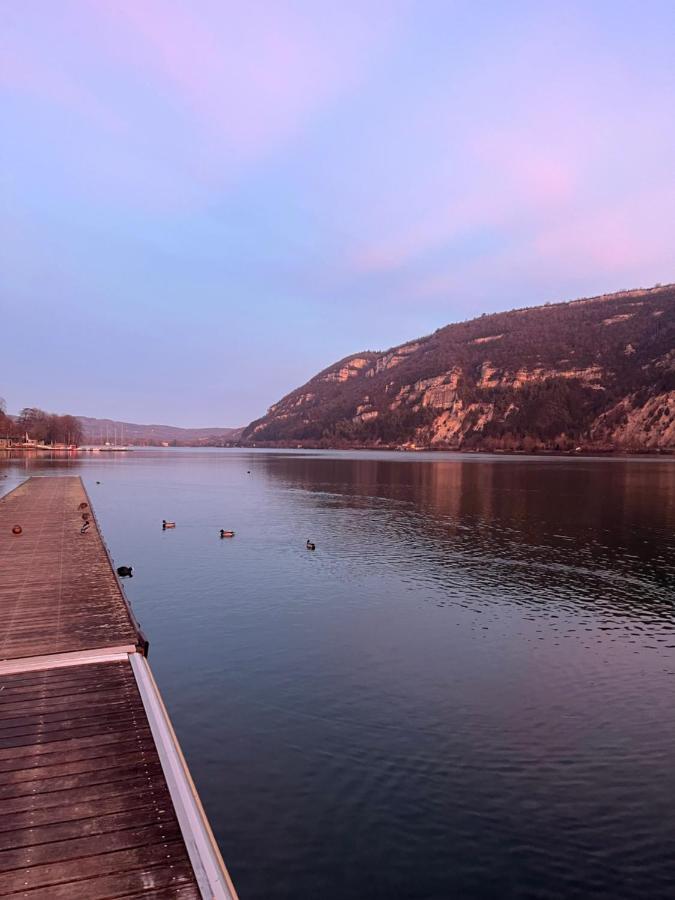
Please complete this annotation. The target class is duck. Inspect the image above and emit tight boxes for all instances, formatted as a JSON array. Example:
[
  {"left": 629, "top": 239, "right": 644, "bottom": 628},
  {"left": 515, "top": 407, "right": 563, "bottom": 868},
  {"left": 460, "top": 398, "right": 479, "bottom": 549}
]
[
  {"left": 162, "top": 520, "right": 176, "bottom": 529},
  {"left": 116, "top": 565, "right": 133, "bottom": 577},
  {"left": 306, "top": 539, "right": 316, "bottom": 551},
  {"left": 220, "top": 529, "right": 235, "bottom": 538}
]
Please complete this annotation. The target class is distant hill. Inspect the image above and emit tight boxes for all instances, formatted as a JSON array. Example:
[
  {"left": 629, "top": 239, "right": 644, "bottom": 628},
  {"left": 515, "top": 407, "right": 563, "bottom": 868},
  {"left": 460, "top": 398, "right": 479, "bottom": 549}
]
[
  {"left": 78, "top": 417, "right": 243, "bottom": 446},
  {"left": 242, "top": 284, "right": 675, "bottom": 452}
]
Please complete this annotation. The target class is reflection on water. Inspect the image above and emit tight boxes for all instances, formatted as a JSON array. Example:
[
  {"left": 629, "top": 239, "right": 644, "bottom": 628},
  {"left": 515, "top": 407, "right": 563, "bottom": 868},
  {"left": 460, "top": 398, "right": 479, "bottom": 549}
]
[
  {"left": 259, "top": 454, "right": 675, "bottom": 635},
  {"left": 2, "top": 449, "right": 675, "bottom": 899}
]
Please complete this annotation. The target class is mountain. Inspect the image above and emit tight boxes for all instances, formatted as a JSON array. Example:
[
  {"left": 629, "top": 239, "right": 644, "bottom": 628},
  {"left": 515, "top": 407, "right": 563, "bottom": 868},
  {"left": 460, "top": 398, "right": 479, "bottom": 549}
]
[
  {"left": 78, "top": 417, "right": 243, "bottom": 445},
  {"left": 242, "top": 284, "right": 675, "bottom": 452}
]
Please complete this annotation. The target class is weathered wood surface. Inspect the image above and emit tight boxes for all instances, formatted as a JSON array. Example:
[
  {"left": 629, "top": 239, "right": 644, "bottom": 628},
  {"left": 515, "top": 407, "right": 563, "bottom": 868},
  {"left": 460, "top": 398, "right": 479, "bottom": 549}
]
[
  {"left": 0, "top": 477, "right": 224, "bottom": 897},
  {"left": 0, "top": 477, "right": 141, "bottom": 661},
  {"left": 0, "top": 660, "right": 201, "bottom": 898}
]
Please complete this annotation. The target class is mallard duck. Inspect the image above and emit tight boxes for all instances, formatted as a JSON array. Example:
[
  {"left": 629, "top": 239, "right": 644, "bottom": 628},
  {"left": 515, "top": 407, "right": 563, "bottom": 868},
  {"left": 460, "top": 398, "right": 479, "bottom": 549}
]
[
  {"left": 306, "top": 539, "right": 316, "bottom": 551},
  {"left": 162, "top": 520, "right": 176, "bottom": 529},
  {"left": 220, "top": 529, "right": 235, "bottom": 538}
]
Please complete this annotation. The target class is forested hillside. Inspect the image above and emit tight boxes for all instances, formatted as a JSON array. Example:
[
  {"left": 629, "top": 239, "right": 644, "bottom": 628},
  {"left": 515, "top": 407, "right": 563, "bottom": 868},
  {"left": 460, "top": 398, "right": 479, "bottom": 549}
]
[
  {"left": 242, "top": 284, "right": 675, "bottom": 451},
  {"left": 77, "top": 417, "right": 243, "bottom": 446}
]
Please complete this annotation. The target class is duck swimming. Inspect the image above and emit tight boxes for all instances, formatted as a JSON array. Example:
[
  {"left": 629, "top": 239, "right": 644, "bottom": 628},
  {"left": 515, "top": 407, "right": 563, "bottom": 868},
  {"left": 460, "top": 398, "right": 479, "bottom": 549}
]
[
  {"left": 306, "top": 539, "right": 316, "bottom": 551},
  {"left": 116, "top": 565, "right": 133, "bottom": 577},
  {"left": 220, "top": 529, "right": 235, "bottom": 538},
  {"left": 162, "top": 520, "right": 176, "bottom": 529}
]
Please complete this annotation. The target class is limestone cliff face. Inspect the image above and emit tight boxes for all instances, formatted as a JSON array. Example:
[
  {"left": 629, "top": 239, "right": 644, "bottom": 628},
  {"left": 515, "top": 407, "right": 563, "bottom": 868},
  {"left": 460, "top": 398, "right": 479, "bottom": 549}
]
[
  {"left": 243, "top": 284, "right": 675, "bottom": 451},
  {"left": 590, "top": 391, "right": 675, "bottom": 449}
]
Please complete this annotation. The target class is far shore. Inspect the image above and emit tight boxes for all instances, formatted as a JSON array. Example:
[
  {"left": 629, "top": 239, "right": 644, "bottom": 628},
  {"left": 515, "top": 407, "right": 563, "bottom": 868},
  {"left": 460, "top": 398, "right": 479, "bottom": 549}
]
[{"left": 2, "top": 444, "right": 672, "bottom": 458}]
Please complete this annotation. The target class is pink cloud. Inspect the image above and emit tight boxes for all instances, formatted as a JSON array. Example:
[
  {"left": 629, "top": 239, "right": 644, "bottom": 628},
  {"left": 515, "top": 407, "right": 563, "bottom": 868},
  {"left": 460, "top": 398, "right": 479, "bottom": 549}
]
[
  {"left": 349, "top": 101, "right": 588, "bottom": 275},
  {"left": 532, "top": 189, "right": 675, "bottom": 273},
  {"left": 351, "top": 183, "right": 521, "bottom": 276},
  {"left": 349, "top": 62, "right": 674, "bottom": 282},
  {"left": 88, "top": 0, "right": 401, "bottom": 166},
  {"left": 1, "top": 1, "right": 406, "bottom": 210},
  {"left": 470, "top": 130, "right": 578, "bottom": 208},
  {"left": 408, "top": 186, "right": 675, "bottom": 304}
]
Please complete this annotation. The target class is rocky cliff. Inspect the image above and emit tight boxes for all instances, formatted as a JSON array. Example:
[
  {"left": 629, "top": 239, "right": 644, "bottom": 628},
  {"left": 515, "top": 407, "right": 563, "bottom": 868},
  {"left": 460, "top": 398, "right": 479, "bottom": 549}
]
[{"left": 242, "top": 285, "right": 675, "bottom": 451}]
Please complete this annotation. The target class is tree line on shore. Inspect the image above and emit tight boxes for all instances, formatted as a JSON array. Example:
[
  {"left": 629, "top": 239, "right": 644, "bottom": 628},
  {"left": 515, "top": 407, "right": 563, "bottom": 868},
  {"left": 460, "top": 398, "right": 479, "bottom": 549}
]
[{"left": 0, "top": 400, "right": 83, "bottom": 445}]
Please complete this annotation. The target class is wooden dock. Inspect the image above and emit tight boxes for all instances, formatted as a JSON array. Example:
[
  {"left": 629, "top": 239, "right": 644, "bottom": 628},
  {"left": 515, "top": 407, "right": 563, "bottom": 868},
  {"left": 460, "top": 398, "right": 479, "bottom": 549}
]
[{"left": 0, "top": 477, "right": 237, "bottom": 899}]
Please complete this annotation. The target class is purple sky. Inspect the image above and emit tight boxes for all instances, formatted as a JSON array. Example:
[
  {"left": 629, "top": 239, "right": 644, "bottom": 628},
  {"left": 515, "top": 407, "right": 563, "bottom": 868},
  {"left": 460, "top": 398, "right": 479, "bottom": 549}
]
[{"left": 2, "top": 1, "right": 674, "bottom": 426}]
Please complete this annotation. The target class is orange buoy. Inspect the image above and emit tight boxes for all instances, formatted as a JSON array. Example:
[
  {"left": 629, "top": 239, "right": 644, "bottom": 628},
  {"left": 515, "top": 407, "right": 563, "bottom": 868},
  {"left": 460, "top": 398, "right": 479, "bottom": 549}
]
[{"left": 12, "top": 525, "right": 22, "bottom": 535}]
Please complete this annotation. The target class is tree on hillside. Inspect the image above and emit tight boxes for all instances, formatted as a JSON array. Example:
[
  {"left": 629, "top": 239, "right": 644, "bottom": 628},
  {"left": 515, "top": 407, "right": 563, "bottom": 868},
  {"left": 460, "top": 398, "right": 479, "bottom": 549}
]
[
  {"left": 16, "top": 407, "right": 83, "bottom": 444},
  {"left": 56, "top": 415, "right": 83, "bottom": 445},
  {"left": 0, "top": 397, "right": 12, "bottom": 437},
  {"left": 18, "top": 407, "right": 48, "bottom": 439}
]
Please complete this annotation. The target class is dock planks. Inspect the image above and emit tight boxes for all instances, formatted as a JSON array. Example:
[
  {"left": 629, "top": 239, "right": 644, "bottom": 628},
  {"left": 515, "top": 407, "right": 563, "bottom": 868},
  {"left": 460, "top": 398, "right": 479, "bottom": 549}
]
[
  {"left": 0, "top": 477, "right": 236, "bottom": 899},
  {"left": 0, "top": 477, "right": 141, "bottom": 661},
  {"left": 0, "top": 661, "right": 198, "bottom": 898}
]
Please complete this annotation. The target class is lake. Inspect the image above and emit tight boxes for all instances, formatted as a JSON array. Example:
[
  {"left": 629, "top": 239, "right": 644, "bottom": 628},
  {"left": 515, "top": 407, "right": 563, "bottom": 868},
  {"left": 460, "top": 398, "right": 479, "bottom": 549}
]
[{"left": 1, "top": 449, "right": 674, "bottom": 899}]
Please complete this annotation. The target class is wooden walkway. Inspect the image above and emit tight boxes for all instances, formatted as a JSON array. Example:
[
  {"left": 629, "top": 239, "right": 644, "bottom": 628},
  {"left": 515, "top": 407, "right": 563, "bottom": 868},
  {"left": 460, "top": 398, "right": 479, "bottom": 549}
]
[
  {"left": 0, "top": 477, "right": 237, "bottom": 899},
  {"left": 0, "top": 477, "right": 142, "bottom": 661}
]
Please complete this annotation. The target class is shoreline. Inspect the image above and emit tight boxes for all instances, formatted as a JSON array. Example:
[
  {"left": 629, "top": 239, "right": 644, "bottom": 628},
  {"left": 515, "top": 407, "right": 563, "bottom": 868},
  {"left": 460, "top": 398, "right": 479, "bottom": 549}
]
[
  {"left": 2, "top": 444, "right": 672, "bottom": 458},
  {"left": 235, "top": 443, "right": 674, "bottom": 458}
]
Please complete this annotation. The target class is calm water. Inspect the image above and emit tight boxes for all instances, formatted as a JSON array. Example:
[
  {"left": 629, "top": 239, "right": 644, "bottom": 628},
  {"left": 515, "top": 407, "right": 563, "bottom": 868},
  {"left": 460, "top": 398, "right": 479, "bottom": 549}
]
[{"left": 2, "top": 449, "right": 674, "bottom": 899}]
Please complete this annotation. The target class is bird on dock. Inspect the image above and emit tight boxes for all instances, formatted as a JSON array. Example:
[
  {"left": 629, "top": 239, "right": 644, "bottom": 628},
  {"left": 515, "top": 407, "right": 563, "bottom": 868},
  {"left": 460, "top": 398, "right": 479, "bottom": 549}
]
[
  {"left": 306, "top": 539, "right": 316, "bottom": 551},
  {"left": 220, "top": 529, "right": 235, "bottom": 538},
  {"left": 116, "top": 565, "right": 133, "bottom": 577},
  {"left": 80, "top": 522, "right": 90, "bottom": 534},
  {"left": 162, "top": 520, "right": 176, "bottom": 529}
]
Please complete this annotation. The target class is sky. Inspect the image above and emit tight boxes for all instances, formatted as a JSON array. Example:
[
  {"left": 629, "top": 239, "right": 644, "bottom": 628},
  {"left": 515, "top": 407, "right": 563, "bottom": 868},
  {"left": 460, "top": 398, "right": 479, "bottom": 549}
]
[{"left": 2, "top": 0, "right": 674, "bottom": 426}]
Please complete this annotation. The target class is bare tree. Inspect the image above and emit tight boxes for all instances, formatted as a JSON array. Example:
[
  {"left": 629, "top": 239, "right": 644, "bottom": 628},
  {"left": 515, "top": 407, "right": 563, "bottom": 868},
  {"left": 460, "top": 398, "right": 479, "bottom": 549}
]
[
  {"left": 14, "top": 407, "right": 83, "bottom": 444},
  {"left": 0, "top": 397, "right": 12, "bottom": 438}
]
